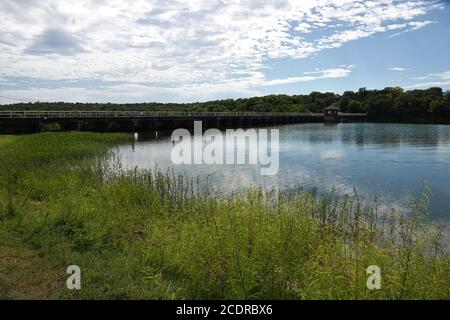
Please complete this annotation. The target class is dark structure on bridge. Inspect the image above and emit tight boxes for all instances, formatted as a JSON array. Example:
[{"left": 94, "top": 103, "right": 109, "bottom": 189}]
[
  {"left": 0, "top": 110, "right": 367, "bottom": 134},
  {"left": 323, "top": 106, "right": 368, "bottom": 123},
  {"left": 324, "top": 105, "right": 340, "bottom": 122}
]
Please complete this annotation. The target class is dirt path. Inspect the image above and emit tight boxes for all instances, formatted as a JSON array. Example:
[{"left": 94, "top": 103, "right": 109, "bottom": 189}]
[{"left": 0, "top": 232, "right": 64, "bottom": 300}]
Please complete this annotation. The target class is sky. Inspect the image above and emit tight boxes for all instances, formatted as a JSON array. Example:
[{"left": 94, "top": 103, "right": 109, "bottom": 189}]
[{"left": 0, "top": 0, "right": 450, "bottom": 104}]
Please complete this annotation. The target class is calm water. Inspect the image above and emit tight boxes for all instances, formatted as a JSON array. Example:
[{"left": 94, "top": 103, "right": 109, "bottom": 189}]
[{"left": 110, "top": 123, "right": 450, "bottom": 220}]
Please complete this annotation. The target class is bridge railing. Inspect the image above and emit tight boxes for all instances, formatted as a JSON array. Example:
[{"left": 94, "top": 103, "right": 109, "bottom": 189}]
[
  {"left": 338, "top": 112, "right": 367, "bottom": 116},
  {"left": 0, "top": 110, "right": 323, "bottom": 119}
]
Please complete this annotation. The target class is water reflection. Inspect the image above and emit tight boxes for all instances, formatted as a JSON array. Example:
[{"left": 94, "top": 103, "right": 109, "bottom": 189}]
[{"left": 110, "top": 123, "right": 450, "bottom": 220}]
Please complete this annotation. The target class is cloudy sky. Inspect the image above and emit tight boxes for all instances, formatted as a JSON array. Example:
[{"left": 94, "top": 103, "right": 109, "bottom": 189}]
[{"left": 1, "top": 0, "right": 449, "bottom": 104}]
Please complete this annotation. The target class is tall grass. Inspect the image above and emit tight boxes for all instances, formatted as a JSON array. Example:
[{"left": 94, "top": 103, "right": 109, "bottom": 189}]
[{"left": 0, "top": 132, "right": 448, "bottom": 299}]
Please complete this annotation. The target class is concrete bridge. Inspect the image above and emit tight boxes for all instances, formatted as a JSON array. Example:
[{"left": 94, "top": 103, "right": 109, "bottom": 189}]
[{"left": 0, "top": 110, "right": 367, "bottom": 133}]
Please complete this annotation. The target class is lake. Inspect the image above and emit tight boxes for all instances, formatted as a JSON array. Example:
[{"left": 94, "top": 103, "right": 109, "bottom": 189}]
[{"left": 110, "top": 123, "right": 450, "bottom": 220}]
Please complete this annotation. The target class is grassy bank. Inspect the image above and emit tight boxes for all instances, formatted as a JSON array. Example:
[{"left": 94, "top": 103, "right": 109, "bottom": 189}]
[{"left": 0, "top": 132, "right": 448, "bottom": 299}]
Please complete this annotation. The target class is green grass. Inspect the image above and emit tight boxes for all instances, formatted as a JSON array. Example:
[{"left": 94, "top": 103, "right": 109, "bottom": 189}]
[{"left": 0, "top": 132, "right": 448, "bottom": 299}]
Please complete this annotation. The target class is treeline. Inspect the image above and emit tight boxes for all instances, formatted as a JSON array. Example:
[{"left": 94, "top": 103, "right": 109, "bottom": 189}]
[{"left": 2, "top": 86, "right": 450, "bottom": 122}]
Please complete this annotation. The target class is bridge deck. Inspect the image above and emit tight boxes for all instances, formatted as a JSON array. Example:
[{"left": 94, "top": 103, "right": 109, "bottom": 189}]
[
  {"left": 0, "top": 110, "right": 324, "bottom": 119},
  {"left": 0, "top": 110, "right": 367, "bottom": 133}
]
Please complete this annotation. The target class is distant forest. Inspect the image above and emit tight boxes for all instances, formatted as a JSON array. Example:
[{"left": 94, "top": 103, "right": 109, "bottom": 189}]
[{"left": 2, "top": 87, "right": 450, "bottom": 122}]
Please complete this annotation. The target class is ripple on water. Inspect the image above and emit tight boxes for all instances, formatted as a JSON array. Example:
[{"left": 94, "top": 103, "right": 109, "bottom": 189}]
[{"left": 109, "top": 123, "right": 450, "bottom": 220}]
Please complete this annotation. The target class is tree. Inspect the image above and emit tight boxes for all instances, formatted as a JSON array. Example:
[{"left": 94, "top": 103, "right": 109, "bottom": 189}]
[
  {"left": 348, "top": 100, "right": 365, "bottom": 113},
  {"left": 1, "top": 87, "right": 448, "bottom": 122},
  {"left": 358, "top": 87, "right": 368, "bottom": 101},
  {"left": 393, "top": 95, "right": 411, "bottom": 116},
  {"left": 425, "top": 87, "right": 443, "bottom": 99},
  {"left": 339, "top": 96, "right": 351, "bottom": 112},
  {"left": 367, "top": 95, "right": 393, "bottom": 117},
  {"left": 429, "top": 99, "right": 450, "bottom": 117}
]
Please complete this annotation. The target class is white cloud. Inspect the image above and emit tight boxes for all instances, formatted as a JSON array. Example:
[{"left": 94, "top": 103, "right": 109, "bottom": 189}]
[
  {"left": 387, "top": 67, "right": 409, "bottom": 72},
  {"left": 0, "top": 0, "right": 444, "bottom": 102},
  {"left": 0, "top": 66, "right": 354, "bottom": 104},
  {"left": 261, "top": 67, "right": 353, "bottom": 86},
  {"left": 409, "top": 20, "right": 436, "bottom": 30},
  {"left": 294, "top": 23, "right": 313, "bottom": 33},
  {"left": 387, "top": 20, "right": 436, "bottom": 38},
  {"left": 412, "top": 71, "right": 450, "bottom": 81},
  {"left": 406, "top": 70, "right": 450, "bottom": 89}
]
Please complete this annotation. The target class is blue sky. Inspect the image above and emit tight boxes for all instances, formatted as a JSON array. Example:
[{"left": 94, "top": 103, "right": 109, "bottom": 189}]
[{"left": 1, "top": 0, "right": 450, "bottom": 104}]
